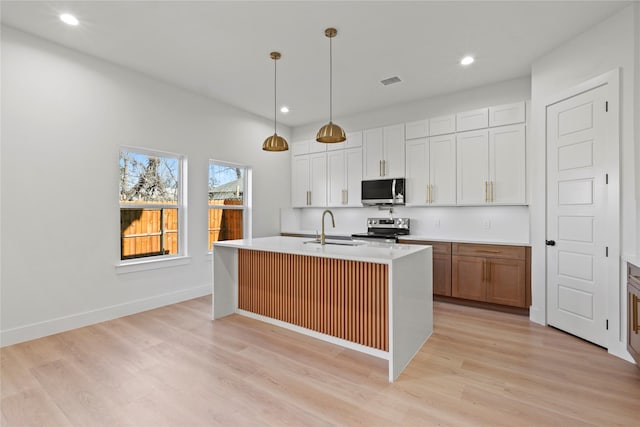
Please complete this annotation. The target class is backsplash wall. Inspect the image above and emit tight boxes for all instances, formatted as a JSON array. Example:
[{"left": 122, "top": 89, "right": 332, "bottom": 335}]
[{"left": 281, "top": 205, "right": 530, "bottom": 245}]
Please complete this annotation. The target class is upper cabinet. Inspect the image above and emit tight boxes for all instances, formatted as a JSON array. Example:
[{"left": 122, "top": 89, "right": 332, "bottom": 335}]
[
  {"left": 489, "top": 101, "right": 526, "bottom": 127},
  {"left": 291, "top": 152, "right": 327, "bottom": 207},
  {"left": 456, "top": 108, "right": 489, "bottom": 132},
  {"left": 327, "top": 147, "right": 363, "bottom": 207},
  {"left": 363, "top": 124, "right": 405, "bottom": 179},
  {"left": 405, "top": 134, "right": 456, "bottom": 206},
  {"left": 429, "top": 114, "right": 456, "bottom": 136},
  {"left": 456, "top": 124, "right": 526, "bottom": 205},
  {"left": 327, "top": 130, "right": 363, "bottom": 151},
  {"left": 489, "top": 124, "right": 526, "bottom": 204},
  {"left": 405, "top": 119, "right": 429, "bottom": 139},
  {"left": 291, "top": 139, "right": 327, "bottom": 156}
]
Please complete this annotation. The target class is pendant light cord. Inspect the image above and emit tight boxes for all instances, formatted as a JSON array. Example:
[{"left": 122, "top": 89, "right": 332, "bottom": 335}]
[
  {"left": 329, "top": 35, "right": 333, "bottom": 122},
  {"left": 274, "top": 57, "right": 277, "bottom": 134}
]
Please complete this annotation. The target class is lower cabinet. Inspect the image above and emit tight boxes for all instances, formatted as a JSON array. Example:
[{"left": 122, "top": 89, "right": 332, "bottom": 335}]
[
  {"left": 452, "top": 243, "right": 530, "bottom": 308},
  {"left": 628, "top": 262, "right": 640, "bottom": 366},
  {"left": 380, "top": 239, "right": 531, "bottom": 311}
]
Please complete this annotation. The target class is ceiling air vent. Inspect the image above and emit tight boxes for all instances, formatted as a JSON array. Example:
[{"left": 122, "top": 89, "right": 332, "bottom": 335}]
[{"left": 380, "top": 76, "right": 401, "bottom": 86}]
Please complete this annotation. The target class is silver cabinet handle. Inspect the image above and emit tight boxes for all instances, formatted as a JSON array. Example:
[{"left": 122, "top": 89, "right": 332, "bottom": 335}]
[
  {"left": 383, "top": 160, "right": 386, "bottom": 176},
  {"left": 426, "top": 186, "right": 430, "bottom": 204},
  {"left": 306, "top": 190, "right": 311, "bottom": 206},
  {"left": 430, "top": 184, "right": 433, "bottom": 204},
  {"left": 490, "top": 181, "right": 494, "bottom": 203},
  {"left": 379, "top": 160, "right": 382, "bottom": 177}
]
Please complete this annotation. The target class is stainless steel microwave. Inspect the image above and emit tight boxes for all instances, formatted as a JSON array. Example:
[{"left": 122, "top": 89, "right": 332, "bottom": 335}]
[{"left": 361, "top": 178, "right": 405, "bottom": 206}]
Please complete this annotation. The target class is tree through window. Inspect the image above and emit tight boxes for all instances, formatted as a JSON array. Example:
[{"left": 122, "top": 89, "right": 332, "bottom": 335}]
[{"left": 119, "top": 149, "right": 184, "bottom": 260}]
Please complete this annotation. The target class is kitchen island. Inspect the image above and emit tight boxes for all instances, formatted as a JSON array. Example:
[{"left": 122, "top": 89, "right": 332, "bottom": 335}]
[{"left": 212, "top": 236, "right": 432, "bottom": 381}]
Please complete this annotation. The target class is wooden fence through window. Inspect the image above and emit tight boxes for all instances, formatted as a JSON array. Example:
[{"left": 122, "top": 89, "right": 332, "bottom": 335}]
[{"left": 120, "top": 199, "right": 244, "bottom": 259}]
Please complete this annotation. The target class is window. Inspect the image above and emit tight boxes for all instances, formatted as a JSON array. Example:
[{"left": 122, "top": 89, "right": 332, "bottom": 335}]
[
  {"left": 119, "top": 148, "right": 185, "bottom": 261},
  {"left": 208, "top": 161, "right": 250, "bottom": 250}
]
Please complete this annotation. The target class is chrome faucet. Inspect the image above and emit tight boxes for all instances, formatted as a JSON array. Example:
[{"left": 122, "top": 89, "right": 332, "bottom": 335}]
[{"left": 321, "top": 209, "right": 335, "bottom": 245}]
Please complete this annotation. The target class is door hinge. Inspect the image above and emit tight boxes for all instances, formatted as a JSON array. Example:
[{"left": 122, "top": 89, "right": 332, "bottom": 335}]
[
  {"left": 606, "top": 246, "right": 609, "bottom": 257},
  {"left": 606, "top": 319, "right": 609, "bottom": 330},
  {"left": 605, "top": 101, "right": 608, "bottom": 112},
  {"left": 605, "top": 173, "right": 609, "bottom": 184}
]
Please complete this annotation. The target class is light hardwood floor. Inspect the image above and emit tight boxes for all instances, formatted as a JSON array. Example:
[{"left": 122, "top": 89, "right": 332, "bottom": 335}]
[{"left": 2, "top": 296, "right": 639, "bottom": 426}]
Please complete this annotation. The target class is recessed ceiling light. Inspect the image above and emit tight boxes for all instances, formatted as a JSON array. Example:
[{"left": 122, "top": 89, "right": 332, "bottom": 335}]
[
  {"left": 460, "top": 56, "right": 474, "bottom": 66},
  {"left": 280, "top": 106, "right": 289, "bottom": 113},
  {"left": 59, "top": 13, "right": 79, "bottom": 26}
]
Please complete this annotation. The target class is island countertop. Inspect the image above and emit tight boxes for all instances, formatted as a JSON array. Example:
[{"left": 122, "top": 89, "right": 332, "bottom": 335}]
[{"left": 214, "top": 236, "right": 429, "bottom": 263}]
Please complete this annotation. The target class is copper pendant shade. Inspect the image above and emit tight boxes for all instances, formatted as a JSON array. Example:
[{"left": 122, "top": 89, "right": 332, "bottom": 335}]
[
  {"left": 263, "top": 51, "right": 288, "bottom": 152},
  {"left": 316, "top": 28, "right": 346, "bottom": 144}
]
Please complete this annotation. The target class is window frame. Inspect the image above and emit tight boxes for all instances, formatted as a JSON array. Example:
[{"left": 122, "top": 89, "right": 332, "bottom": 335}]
[
  {"left": 208, "top": 159, "right": 252, "bottom": 252},
  {"left": 117, "top": 146, "right": 188, "bottom": 268}
]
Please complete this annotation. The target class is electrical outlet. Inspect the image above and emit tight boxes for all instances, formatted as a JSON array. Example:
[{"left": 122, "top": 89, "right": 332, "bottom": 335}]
[
  {"left": 483, "top": 219, "right": 491, "bottom": 230},
  {"left": 434, "top": 218, "right": 440, "bottom": 228}
]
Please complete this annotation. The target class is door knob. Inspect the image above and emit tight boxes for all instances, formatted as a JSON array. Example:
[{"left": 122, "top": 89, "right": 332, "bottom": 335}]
[{"left": 545, "top": 240, "right": 556, "bottom": 246}]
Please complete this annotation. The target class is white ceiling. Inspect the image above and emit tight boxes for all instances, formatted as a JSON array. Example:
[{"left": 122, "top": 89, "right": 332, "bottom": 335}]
[{"left": 0, "top": 1, "right": 631, "bottom": 127}]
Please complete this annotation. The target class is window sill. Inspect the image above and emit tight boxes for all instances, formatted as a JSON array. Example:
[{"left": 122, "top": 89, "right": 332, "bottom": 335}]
[{"left": 115, "top": 256, "right": 191, "bottom": 274}]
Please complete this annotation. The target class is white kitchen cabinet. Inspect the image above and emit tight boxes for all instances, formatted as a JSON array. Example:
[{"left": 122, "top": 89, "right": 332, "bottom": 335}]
[
  {"left": 456, "top": 124, "right": 526, "bottom": 205},
  {"left": 291, "top": 152, "right": 327, "bottom": 207},
  {"left": 327, "top": 130, "right": 362, "bottom": 151},
  {"left": 292, "top": 139, "right": 327, "bottom": 156},
  {"left": 405, "top": 119, "right": 429, "bottom": 139},
  {"left": 456, "top": 108, "right": 489, "bottom": 132},
  {"left": 429, "top": 114, "right": 456, "bottom": 136},
  {"left": 489, "top": 101, "right": 525, "bottom": 127},
  {"left": 457, "top": 129, "right": 490, "bottom": 205},
  {"left": 489, "top": 124, "right": 526, "bottom": 204},
  {"left": 405, "top": 134, "right": 456, "bottom": 206},
  {"left": 327, "top": 147, "right": 362, "bottom": 206},
  {"left": 363, "top": 124, "right": 405, "bottom": 179}
]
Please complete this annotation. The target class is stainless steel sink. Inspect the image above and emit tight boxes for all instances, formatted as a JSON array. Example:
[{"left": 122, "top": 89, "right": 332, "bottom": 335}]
[{"left": 303, "top": 239, "right": 366, "bottom": 247}]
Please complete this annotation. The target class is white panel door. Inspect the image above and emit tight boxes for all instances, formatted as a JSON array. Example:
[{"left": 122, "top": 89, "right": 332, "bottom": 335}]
[
  {"left": 456, "top": 129, "right": 489, "bottom": 205},
  {"left": 383, "top": 124, "right": 405, "bottom": 178},
  {"left": 363, "top": 127, "right": 384, "bottom": 179},
  {"left": 547, "top": 85, "right": 607, "bottom": 347},
  {"left": 489, "top": 124, "right": 526, "bottom": 204},
  {"left": 327, "top": 150, "right": 346, "bottom": 206},
  {"left": 309, "top": 152, "right": 327, "bottom": 207},
  {"left": 429, "top": 134, "right": 457, "bottom": 205},
  {"left": 405, "top": 138, "right": 429, "bottom": 205},
  {"left": 344, "top": 147, "right": 362, "bottom": 206},
  {"left": 291, "top": 155, "right": 310, "bottom": 207}
]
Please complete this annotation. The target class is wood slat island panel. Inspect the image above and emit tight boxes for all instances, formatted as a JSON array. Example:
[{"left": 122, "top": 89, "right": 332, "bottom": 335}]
[{"left": 238, "top": 249, "right": 388, "bottom": 351}]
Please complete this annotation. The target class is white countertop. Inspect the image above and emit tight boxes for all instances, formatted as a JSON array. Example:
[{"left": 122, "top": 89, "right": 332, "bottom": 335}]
[
  {"left": 214, "top": 236, "right": 429, "bottom": 263},
  {"left": 399, "top": 235, "right": 530, "bottom": 246},
  {"left": 280, "top": 230, "right": 529, "bottom": 247}
]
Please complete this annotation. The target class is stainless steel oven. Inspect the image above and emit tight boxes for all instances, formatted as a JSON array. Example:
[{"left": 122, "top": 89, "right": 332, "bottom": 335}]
[{"left": 351, "top": 217, "right": 410, "bottom": 243}]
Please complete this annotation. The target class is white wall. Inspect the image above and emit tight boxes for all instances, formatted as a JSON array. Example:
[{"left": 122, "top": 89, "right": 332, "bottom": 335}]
[
  {"left": 288, "top": 77, "right": 532, "bottom": 245},
  {"left": 0, "top": 27, "right": 291, "bottom": 346},
  {"left": 530, "top": 5, "right": 637, "bottom": 358},
  {"left": 293, "top": 77, "right": 531, "bottom": 140}
]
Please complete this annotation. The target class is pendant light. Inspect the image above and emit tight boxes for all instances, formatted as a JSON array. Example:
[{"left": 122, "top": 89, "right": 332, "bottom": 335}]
[
  {"left": 263, "top": 51, "right": 289, "bottom": 151},
  {"left": 316, "top": 28, "right": 346, "bottom": 143}
]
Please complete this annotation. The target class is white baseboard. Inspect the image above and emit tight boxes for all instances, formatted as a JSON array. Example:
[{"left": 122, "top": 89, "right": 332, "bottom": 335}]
[
  {"left": 529, "top": 305, "right": 546, "bottom": 326},
  {"left": 1, "top": 284, "right": 212, "bottom": 347},
  {"left": 608, "top": 341, "right": 636, "bottom": 364}
]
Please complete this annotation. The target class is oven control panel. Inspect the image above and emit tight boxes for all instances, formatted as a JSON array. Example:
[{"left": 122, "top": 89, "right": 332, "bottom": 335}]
[{"left": 367, "top": 217, "right": 410, "bottom": 230}]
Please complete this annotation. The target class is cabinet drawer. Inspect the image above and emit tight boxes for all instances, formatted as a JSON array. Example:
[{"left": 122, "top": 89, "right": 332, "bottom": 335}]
[
  {"left": 452, "top": 243, "right": 525, "bottom": 260},
  {"left": 399, "top": 240, "right": 451, "bottom": 255}
]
